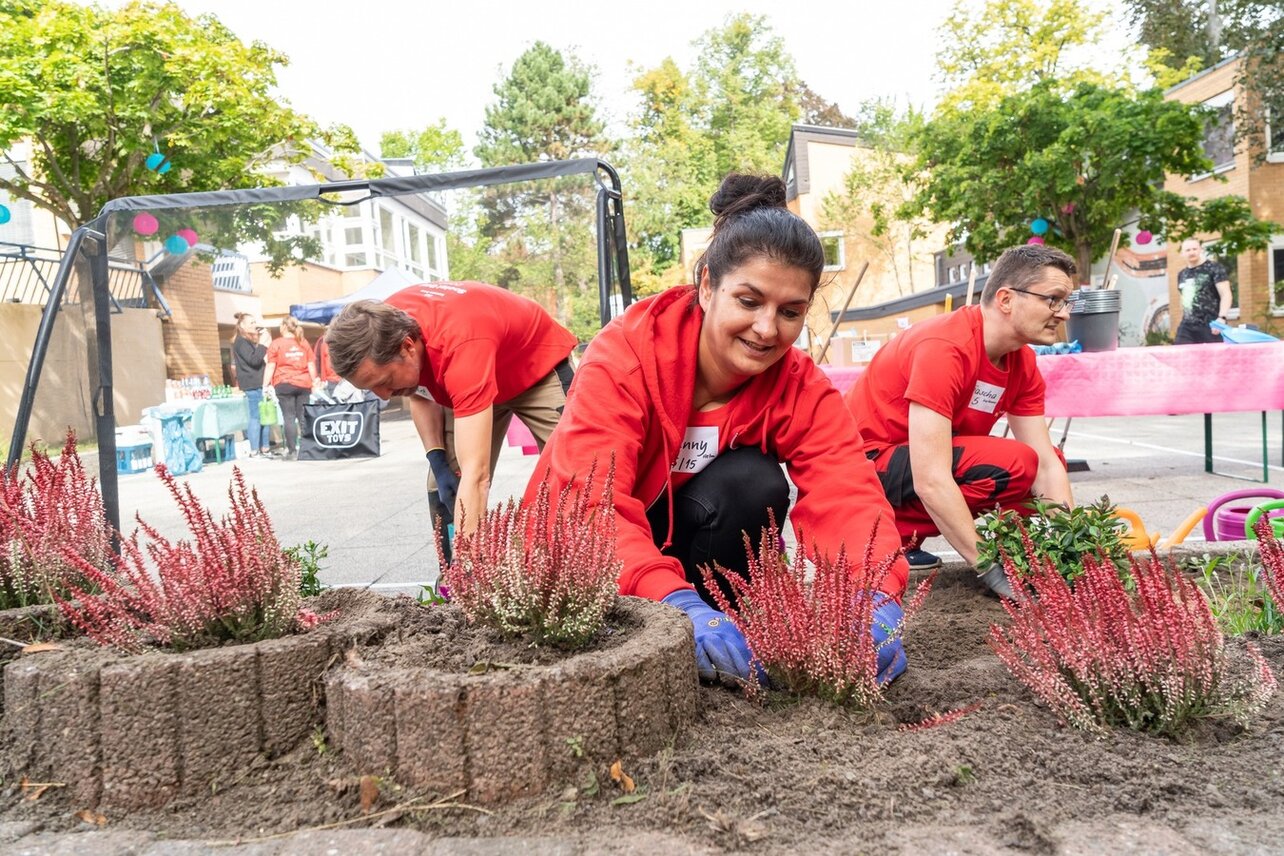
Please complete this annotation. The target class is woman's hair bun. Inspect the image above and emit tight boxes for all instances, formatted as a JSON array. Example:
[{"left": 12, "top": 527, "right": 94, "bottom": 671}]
[{"left": 709, "top": 173, "right": 787, "bottom": 227}]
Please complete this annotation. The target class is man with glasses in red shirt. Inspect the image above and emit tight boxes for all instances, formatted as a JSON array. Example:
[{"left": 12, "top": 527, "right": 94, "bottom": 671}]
[{"left": 844, "top": 245, "right": 1076, "bottom": 597}]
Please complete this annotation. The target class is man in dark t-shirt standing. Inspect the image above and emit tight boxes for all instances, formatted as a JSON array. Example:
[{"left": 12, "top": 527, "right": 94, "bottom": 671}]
[{"left": 1175, "top": 237, "right": 1232, "bottom": 344}]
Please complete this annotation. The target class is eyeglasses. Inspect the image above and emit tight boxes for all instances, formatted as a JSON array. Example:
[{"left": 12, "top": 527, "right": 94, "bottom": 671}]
[{"left": 1006, "top": 286, "right": 1071, "bottom": 313}]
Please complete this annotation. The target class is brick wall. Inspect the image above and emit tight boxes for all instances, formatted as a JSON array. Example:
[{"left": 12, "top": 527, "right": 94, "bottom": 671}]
[
  {"left": 1165, "top": 59, "right": 1284, "bottom": 328},
  {"left": 158, "top": 260, "right": 222, "bottom": 381}
]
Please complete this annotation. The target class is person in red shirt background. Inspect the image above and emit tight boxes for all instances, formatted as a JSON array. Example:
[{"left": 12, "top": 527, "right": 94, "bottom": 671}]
[
  {"left": 325, "top": 281, "right": 577, "bottom": 558},
  {"left": 525, "top": 174, "right": 910, "bottom": 688},
  {"left": 844, "top": 244, "right": 1076, "bottom": 597},
  {"left": 315, "top": 325, "right": 343, "bottom": 396},
  {"left": 264, "top": 315, "right": 320, "bottom": 460}
]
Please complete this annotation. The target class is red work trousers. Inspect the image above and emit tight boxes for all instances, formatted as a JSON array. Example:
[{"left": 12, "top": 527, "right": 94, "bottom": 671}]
[{"left": 867, "top": 435, "right": 1053, "bottom": 548}]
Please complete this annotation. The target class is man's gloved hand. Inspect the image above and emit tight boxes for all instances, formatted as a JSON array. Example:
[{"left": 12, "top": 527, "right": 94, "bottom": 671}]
[
  {"left": 870, "top": 594, "right": 907, "bottom": 686},
  {"left": 426, "top": 449, "right": 460, "bottom": 521},
  {"left": 662, "top": 589, "right": 755, "bottom": 686},
  {"left": 977, "top": 562, "right": 1016, "bottom": 599}
]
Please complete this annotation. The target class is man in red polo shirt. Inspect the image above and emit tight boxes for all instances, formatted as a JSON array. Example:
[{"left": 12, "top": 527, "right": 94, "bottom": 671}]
[
  {"left": 844, "top": 244, "right": 1075, "bottom": 597},
  {"left": 326, "top": 282, "right": 576, "bottom": 551}
]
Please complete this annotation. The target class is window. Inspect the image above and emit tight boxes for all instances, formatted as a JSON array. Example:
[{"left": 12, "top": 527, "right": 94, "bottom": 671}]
[
  {"left": 408, "top": 224, "right": 423, "bottom": 264},
  {"left": 426, "top": 234, "right": 439, "bottom": 272},
  {"left": 819, "top": 232, "right": 844, "bottom": 271},
  {"left": 344, "top": 252, "right": 368, "bottom": 268},
  {"left": 1268, "top": 110, "right": 1284, "bottom": 163},
  {"left": 379, "top": 207, "right": 396, "bottom": 253},
  {"left": 1269, "top": 242, "right": 1284, "bottom": 315},
  {"left": 1197, "top": 90, "right": 1236, "bottom": 176},
  {"left": 344, "top": 226, "right": 363, "bottom": 246}
]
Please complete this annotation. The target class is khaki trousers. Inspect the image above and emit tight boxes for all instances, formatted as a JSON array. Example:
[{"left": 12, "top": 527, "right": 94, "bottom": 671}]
[{"left": 427, "top": 360, "right": 573, "bottom": 492}]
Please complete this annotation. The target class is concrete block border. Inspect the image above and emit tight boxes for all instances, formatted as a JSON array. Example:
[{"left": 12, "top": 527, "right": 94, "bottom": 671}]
[
  {"left": 325, "top": 596, "right": 698, "bottom": 803},
  {"left": 3, "top": 589, "right": 399, "bottom": 810}
]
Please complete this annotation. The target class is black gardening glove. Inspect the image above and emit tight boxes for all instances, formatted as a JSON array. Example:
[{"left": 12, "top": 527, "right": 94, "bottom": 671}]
[{"left": 426, "top": 449, "right": 460, "bottom": 523}]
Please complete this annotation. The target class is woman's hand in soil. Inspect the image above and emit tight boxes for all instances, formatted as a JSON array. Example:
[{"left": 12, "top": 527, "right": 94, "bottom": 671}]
[
  {"left": 871, "top": 595, "right": 908, "bottom": 685},
  {"left": 662, "top": 589, "right": 757, "bottom": 687}
]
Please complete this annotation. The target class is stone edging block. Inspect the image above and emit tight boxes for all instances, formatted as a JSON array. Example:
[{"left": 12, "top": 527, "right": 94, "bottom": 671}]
[
  {"left": 3, "top": 589, "right": 398, "bottom": 810},
  {"left": 325, "top": 596, "right": 698, "bottom": 803}
]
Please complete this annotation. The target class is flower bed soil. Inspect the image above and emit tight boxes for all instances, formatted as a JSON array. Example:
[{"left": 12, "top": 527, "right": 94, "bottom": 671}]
[
  {"left": 327, "top": 596, "right": 697, "bottom": 802},
  {"left": 1, "top": 559, "right": 1283, "bottom": 854},
  {"left": 0, "top": 588, "right": 400, "bottom": 810}
]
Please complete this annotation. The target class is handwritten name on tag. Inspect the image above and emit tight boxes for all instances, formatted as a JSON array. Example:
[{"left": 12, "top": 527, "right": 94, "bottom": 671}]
[
  {"left": 672, "top": 426, "right": 719, "bottom": 474},
  {"left": 969, "top": 380, "right": 1005, "bottom": 414}
]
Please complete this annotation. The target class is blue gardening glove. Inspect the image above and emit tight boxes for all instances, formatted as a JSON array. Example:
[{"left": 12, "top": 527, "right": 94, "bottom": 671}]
[
  {"left": 871, "top": 595, "right": 907, "bottom": 686},
  {"left": 426, "top": 449, "right": 460, "bottom": 522},
  {"left": 662, "top": 589, "right": 755, "bottom": 687}
]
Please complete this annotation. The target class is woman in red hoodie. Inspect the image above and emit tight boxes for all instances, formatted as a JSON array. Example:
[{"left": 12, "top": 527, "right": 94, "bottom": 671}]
[{"left": 526, "top": 174, "right": 909, "bottom": 687}]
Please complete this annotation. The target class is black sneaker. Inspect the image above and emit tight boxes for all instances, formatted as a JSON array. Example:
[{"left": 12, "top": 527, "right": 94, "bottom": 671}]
[{"left": 905, "top": 548, "right": 942, "bottom": 570}]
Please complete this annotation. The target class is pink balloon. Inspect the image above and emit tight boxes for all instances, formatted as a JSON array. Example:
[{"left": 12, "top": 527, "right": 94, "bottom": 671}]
[
  {"left": 132, "top": 212, "right": 159, "bottom": 236},
  {"left": 176, "top": 228, "right": 199, "bottom": 247},
  {"left": 1027, "top": 236, "right": 1046, "bottom": 245},
  {"left": 1136, "top": 230, "right": 1153, "bottom": 245}
]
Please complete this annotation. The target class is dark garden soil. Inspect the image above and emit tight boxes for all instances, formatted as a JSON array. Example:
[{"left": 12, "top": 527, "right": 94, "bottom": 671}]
[{"left": 1, "top": 569, "right": 1282, "bottom": 854}]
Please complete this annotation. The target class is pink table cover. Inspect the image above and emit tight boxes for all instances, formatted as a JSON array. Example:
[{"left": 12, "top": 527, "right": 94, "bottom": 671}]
[{"left": 822, "top": 342, "right": 1284, "bottom": 418}]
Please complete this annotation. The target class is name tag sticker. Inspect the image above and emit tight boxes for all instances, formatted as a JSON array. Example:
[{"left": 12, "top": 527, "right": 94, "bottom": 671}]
[
  {"left": 414, "top": 386, "right": 436, "bottom": 402},
  {"left": 969, "top": 380, "right": 1005, "bottom": 414},
  {"left": 672, "top": 426, "right": 719, "bottom": 474}
]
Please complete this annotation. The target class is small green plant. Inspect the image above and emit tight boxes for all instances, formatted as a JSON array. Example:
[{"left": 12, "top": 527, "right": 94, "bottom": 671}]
[
  {"left": 975, "top": 496, "right": 1130, "bottom": 584},
  {"left": 285, "top": 540, "right": 328, "bottom": 597},
  {"left": 1185, "top": 550, "right": 1284, "bottom": 637},
  {"left": 311, "top": 726, "right": 329, "bottom": 756},
  {"left": 416, "top": 578, "right": 449, "bottom": 606},
  {"left": 1144, "top": 328, "right": 1173, "bottom": 346}
]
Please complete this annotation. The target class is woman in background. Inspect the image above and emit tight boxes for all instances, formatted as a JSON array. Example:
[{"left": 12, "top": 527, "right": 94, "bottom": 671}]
[
  {"left": 231, "top": 312, "right": 272, "bottom": 457},
  {"left": 264, "top": 316, "right": 320, "bottom": 460}
]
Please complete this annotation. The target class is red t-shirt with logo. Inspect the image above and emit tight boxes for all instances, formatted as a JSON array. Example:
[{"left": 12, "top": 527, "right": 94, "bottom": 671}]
[
  {"left": 385, "top": 282, "right": 577, "bottom": 417},
  {"left": 844, "top": 305, "right": 1045, "bottom": 450},
  {"left": 266, "top": 336, "right": 315, "bottom": 390}
]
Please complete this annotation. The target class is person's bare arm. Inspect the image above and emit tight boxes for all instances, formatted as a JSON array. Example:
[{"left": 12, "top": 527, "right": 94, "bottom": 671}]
[
  {"left": 1215, "top": 279, "right": 1233, "bottom": 321},
  {"left": 907, "top": 402, "right": 982, "bottom": 566},
  {"left": 408, "top": 396, "right": 446, "bottom": 451},
  {"left": 451, "top": 408, "right": 494, "bottom": 534},
  {"left": 1007, "top": 414, "right": 1073, "bottom": 508}
]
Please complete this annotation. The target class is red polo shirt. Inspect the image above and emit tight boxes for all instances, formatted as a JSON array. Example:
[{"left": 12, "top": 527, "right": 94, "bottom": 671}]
[{"left": 385, "top": 282, "right": 577, "bottom": 417}]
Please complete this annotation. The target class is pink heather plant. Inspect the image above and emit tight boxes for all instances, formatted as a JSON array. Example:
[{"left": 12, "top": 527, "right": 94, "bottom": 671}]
[
  {"left": 989, "top": 552, "right": 1277, "bottom": 737},
  {"left": 445, "top": 459, "right": 620, "bottom": 649},
  {"left": 56, "top": 465, "right": 322, "bottom": 653},
  {"left": 0, "top": 430, "right": 110, "bottom": 609},
  {"left": 701, "top": 516, "right": 933, "bottom": 707},
  {"left": 1257, "top": 518, "right": 1284, "bottom": 619}
]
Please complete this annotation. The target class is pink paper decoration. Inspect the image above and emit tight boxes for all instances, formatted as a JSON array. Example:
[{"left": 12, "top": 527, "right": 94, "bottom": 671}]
[
  {"left": 1136, "top": 230, "right": 1153, "bottom": 245},
  {"left": 132, "top": 212, "right": 159, "bottom": 236},
  {"left": 1027, "top": 236, "right": 1046, "bottom": 245},
  {"left": 176, "top": 228, "right": 199, "bottom": 247},
  {"left": 1061, "top": 203, "right": 1076, "bottom": 215}
]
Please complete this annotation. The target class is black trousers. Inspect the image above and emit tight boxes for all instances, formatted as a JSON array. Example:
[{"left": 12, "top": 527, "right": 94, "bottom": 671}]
[
  {"left": 646, "top": 446, "right": 790, "bottom": 606},
  {"left": 274, "top": 384, "right": 310, "bottom": 452},
  {"left": 1174, "top": 320, "right": 1222, "bottom": 345}
]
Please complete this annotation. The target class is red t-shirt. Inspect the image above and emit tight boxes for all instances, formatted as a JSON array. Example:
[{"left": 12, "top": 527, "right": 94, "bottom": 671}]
[
  {"left": 845, "top": 305, "right": 1045, "bottom": 450},
  {"left": 386, "top": 282, "right": 577, "bottom": 417},
  {"left": 316, "top": 338, "right": 341, "bottom": 383},
  {"left": 266, "top": 336, "right": 315, "bottom": 389}
]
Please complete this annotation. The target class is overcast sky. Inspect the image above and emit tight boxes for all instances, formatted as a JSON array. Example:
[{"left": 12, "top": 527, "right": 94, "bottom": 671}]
[{"left": 97, "top": 0, "right": 969, "bottom": 155}]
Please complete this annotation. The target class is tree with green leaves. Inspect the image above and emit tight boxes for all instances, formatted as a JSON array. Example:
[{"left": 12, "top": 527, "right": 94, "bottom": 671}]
[
  {"left": 934, "top": 0, "right": 1121, "bottom": 114},
  {"left": 380, "top": 119, "right": 466, "bottom": 172},
  {"left": 623, "top": 14, "right": 809, "bottom": 285},
  {"left": 906, "top": 81, "right": 1277, "bottom": 274},
  {"left": 456, "top": 41, "right": 608, "bottom": 329},
  {"left": 0, "top": 0, "right": 364, "bottom": 270},
  {"left": 1124, "top": 0, "right": 1284, "bottom": 161}
]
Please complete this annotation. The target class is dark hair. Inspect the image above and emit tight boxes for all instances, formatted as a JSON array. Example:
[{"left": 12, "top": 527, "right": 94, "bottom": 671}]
[
  {"left": 326, "top": 300, "right": 422, "bottom": 378},
  {"left": 981, "top": 245, "right": 1078, "bottom": 305},
  {"left": 693, "top": 174, "right": 825, "bottom": 298}
]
